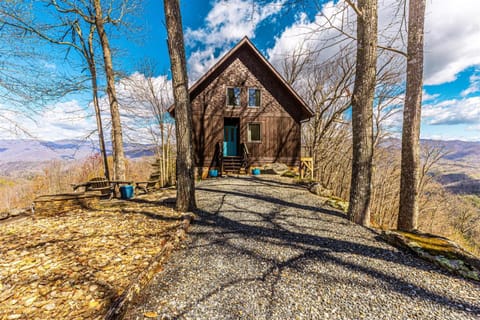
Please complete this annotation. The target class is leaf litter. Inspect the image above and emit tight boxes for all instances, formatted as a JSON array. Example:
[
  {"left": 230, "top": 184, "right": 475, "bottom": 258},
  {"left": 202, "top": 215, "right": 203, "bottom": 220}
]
[{"left": 0, "top": 190, "right": 181, "bottom": 320}]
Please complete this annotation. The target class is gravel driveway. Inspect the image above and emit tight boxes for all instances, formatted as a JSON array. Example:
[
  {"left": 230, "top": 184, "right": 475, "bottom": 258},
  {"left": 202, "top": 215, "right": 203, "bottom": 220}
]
[{"left": 125, "top": 176, "right": 480, "bottom": 320}]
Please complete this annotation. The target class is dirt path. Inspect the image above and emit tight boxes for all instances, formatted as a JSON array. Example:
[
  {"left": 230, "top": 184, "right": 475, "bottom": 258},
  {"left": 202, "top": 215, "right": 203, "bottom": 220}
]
[{"left": 125, "top": 176, "right": 480, "bottom": 320}]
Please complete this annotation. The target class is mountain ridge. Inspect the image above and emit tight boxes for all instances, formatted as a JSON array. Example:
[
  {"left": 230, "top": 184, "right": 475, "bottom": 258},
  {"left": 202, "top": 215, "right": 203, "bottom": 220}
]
[
  {"left": 0, "top": 139, "right": 155, "bottom": 177},
  {"left": 0, "top": 139, "right": 155, "bottom": 163}
]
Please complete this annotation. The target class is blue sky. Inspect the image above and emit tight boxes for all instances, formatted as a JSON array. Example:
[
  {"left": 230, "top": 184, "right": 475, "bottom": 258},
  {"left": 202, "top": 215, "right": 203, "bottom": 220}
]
[{"left": 2, "top": 0, "right": 480, "bottom": 142}]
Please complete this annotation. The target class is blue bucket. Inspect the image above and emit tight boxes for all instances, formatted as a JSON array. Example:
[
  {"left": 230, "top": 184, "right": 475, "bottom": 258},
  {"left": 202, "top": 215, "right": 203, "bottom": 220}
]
[
  {"left": 209, "top": 169, "right": 218, "bottom": 177},
  {"left": 119, "top": 185, "right": 134, "bottom": 199},
  {"left": 252, "top": 168, "right": 261, "bottom": 175}
]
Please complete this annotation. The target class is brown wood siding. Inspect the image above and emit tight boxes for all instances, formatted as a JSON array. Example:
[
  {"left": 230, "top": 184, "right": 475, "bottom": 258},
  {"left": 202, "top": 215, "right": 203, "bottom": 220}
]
[{"left": 190, "top": 45, "right": 302, "bottom": 168}]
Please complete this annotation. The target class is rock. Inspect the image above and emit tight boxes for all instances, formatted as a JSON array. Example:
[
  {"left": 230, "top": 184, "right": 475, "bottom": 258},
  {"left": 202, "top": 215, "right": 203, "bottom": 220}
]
[
  {"left": 44, "top": 303, "right": 56, "bottom": 311},
  {"left": 309, "top": 183, "right": 333, "bottom": 198},
  {"left": 325, "top": 199, "right": 349, "bottom": 213},
  {"left": 381, "top": 230, "right": 480, "bottom": 282},
  {"left": 144, "top": 311, "right": 158, "bottom": 318},
  {"left": 262, "top": 163, "right": 289, "bottom": 175},
  {"left": 9, "top": 209, "right": 24, "bottom": 217},
  {"left": 281, "top": 171, "right": 297, "bottom": 178},
  {"left": 88, "top": 300, "right": 100, "bottom": 309},
  {"left": 23, "top": 296, "right": 37, "bottom": 307},
  {"left": 0, "top": 211, "right": 9, "bottom": 220}
]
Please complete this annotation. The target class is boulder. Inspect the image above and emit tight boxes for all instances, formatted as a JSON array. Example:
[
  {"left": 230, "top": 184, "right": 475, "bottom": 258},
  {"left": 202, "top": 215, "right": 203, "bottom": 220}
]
[
  {"left": 382, "top": 230, "right": 480, "bottom": 282},
  {"left": 0, "top": 210, "right": 8, "bottom": 220},
  {"left": 262, "top": 162, "right": 289, "bottom": 175},
  {"left": 309, "top": 183, "right": 333, "bottom": 198}
]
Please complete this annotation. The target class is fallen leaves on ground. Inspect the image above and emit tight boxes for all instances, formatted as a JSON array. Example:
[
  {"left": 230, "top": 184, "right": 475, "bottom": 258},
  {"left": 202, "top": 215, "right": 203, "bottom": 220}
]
[
  {"left": 0, "top": 190, "right": 181, "bottom": 320},
  {"left": 143, "top": 311, "right": 158, "bottom": 318}
]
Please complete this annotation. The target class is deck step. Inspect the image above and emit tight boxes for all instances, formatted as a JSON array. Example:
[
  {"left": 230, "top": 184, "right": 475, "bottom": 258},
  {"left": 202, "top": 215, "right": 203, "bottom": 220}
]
[{"left": 223, "top": 156, "right": 245, "bottom": 173}]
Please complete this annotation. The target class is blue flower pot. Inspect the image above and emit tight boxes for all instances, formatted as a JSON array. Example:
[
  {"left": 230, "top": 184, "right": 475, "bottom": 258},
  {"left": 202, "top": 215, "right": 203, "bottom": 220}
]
[
  {"left": 209, "top": 169, "right": 218, "bottom": 177},
  {"left": 119, "top": 185, "right": 134, "bottom": 199},
  {"left": 252, "top": 168, "right": 261, "bottom": 175}
]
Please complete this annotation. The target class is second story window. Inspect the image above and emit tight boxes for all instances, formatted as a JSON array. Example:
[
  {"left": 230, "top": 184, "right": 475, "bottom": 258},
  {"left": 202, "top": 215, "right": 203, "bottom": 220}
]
[
  {"left": 227, "top": 87, "right": 241, "bottom": 107},
  {"left": 248, "top": 88, "right": 261, "bottom": 107}
]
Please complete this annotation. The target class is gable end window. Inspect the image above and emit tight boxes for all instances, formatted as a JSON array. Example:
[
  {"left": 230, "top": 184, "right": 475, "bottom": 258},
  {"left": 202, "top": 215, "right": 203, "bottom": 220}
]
[
  {"left": 227, "top": 87, "right": 241, "bottom": 107},
  {"left": 248, "top": 123, "right": 261, "bottom": 142},
  {"left": 248, "top": 88, "right": 261, "bottom": 107}
]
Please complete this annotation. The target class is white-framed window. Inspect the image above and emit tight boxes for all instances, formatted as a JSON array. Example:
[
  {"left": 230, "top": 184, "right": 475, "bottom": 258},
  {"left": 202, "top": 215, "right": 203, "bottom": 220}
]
[
  {"left": 248, "top": 88, "right": 261, "bottom": 107},
  {"left": 248, "top": 123, "right": 261, "bottom": 142},
  {"left": 226, "top": 87, "right": 241, "bottom": 107}
]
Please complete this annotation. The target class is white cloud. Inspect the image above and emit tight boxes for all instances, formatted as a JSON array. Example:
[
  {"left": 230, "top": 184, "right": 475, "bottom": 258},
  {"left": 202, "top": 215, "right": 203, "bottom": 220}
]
[
  {"left": 0, "top": 72, "right": 174, "bottom": 143},
  {"left": 267, "top": 1, "right": 353, "bottom": 69},
  {"left": 424, "top": 1, "right": 480, "bottom": 85},
  {"left": 187, "top": 47, "right": 222, "bottom": 84},
  {"left": 422, "top": 90, "right": 439, "bottom": 102},
  {"left": 186, "top": 0, "right": 286, "bottom": 81},
  {"left": 113, "top": 72, "right": 174, "bottom": 144},
  {"left": 186, "top": 0, "right": 285, "bottom": 47},
  {"left": 267, "top": 0, "right": 480, "bottom": 87},
  {"left": 466, "top": 124, "right": 480, "bottom": 138},
  {"left": 422, "top": 96, "right": 480, "bottom": 125},
  {"left": 264, "top": 0, "right": 480, "bottom": 142},
  {"left": 33, "top": 101, "right": 96, "bottom": 140},
  {"left": 461, "top": 69, "right": 480, "bottom": 97},
  {"left": 266, "top": 1, "right": 408, "bottom": 87},
  {"left": 0, "top": 100, "right": 97, "bottom": 141}
]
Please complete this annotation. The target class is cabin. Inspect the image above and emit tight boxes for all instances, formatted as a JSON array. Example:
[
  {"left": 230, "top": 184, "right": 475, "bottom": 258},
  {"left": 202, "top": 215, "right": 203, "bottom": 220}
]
[{"left": 169, "top": 37, "right": 313, "bottom": 178}]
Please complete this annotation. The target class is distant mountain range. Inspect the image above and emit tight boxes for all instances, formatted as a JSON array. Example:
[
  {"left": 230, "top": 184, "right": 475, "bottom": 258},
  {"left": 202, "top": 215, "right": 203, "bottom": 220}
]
[
  {"left": 0, "top": 139, "right": 155, "bottom": 177},
  {"left": 0, "top": 139, "right": 155, "bottom": 162},
  {"left": 420, "top": 139, "right": 480, "bottom": 162},
  {"left": 0, "top": 138, "right": 478, "bottom": 195},
  {"left": 5, "top": 138, "right": 476, "bottom": 163},
  {"left": 420, "top": 140, "right": 480, "bottom": 196},
  {"left": 384, "top": 138, "right": 480, "bottom": 196}
]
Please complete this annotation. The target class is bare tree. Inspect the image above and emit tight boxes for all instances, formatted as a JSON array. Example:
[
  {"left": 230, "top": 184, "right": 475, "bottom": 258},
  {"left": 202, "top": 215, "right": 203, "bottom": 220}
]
[
  {"left": 84, "top": 24, "right": 110, "bottom": 180},
  {"left": 0, "top": 0, "right": 140, "bottom": 180},
  {"left": 164, "top": 0, "right": 196, "bottom": 212},
  {"left": 91, "top": 0, "right": 126, "bottom": 180},
  {"left": 398, "top": 0, "right": 426, "bottom": 231},
  {"left": 0, "top": 2, "right": 87, "bottom": 138},
  {"left": 347, "top": 0, "right": 378, "bottom": 226},
  {"left": 118, "top": 62, "right": 176, "bottom": 186},
  {"left": 301, "top": 49, "right": 355, "bottom": 182}
]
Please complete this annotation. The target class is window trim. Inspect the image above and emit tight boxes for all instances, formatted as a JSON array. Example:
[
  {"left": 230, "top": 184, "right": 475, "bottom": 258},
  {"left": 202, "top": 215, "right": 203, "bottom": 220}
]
[
  {"left": 247, "top": 87, "right": 261, "bottom": 108},
  {"left": 226, "top": 86, "right": 241, "bottom": 107},
  {"left": 247, "top": 122, "right": 262, "bottom": 143}
]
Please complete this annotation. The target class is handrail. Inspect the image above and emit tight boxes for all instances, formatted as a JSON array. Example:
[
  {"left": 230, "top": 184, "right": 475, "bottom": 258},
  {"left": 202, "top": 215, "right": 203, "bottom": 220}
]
[
  {"left": 218, "top": 141, "right": 224, "bottom": 174},
  {"left": 242, "top": 142, "right": 249, "bottom": 156},
  {"left": 240, "top": 143, "right": 249, "bottom": 169}
]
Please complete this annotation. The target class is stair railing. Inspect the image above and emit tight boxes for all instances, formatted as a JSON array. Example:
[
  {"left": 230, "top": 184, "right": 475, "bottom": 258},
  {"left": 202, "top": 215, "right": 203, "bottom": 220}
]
[
  {"left": 218, "top": 141, "right": 224, "bottom": 174},
  {"left": 240, "top": 143, "right": 249, "bottom": 170}
]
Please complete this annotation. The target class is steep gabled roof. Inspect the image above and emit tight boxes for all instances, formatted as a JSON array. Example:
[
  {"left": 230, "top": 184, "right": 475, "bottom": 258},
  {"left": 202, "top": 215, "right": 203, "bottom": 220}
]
[{"left": 169, "top": 37, "right": 313, "bottom": 121}]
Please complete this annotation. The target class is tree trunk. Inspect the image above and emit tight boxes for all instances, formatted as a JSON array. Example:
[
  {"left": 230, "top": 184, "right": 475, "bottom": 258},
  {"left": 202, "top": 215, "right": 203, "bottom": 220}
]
[
  {"left": 164, "top": 0, "right": 196, "bottom": 212},
  {"left": 347, "top": 0, "right": 378, "bottom": 226},
  {"left": 398, "top": 0, "right": 426, "bottom": 231},
  {"left": 87, "top": 25, "right": 110, "bottom": 181},
  {"left": 93, "top": 0, "right": 126, "bottom": 181}
]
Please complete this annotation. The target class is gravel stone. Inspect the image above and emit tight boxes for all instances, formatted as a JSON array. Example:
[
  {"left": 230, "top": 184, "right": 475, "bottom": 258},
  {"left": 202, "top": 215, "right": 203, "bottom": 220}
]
[{"left": 125, "top": 176, "right": 480, "bottom": 320}]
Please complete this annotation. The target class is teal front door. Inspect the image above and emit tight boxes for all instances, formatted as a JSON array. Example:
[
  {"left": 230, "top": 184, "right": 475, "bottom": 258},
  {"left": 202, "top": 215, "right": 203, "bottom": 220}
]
[{"left": 223, "top": 125, "right": 238, "bottom": 156}]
